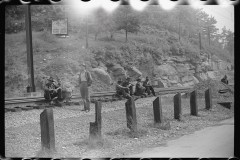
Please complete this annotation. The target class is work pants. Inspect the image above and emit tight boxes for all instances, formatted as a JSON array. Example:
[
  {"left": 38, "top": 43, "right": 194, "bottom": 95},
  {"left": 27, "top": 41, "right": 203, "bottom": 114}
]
[
  {"left": 135, "top": 88, "right": 146, "bottom": 96},
  {"left": 44, "top": 88, "right": 62, "bottom": 101},
  {"left": 80, "top": 81, "right": 90, "bottom": 111},
  {"left": 117, "top": 88, "right": 131, "bottom": 99},
  {"left": 145, "top": 86, "right": 156, "bottom": 96}
]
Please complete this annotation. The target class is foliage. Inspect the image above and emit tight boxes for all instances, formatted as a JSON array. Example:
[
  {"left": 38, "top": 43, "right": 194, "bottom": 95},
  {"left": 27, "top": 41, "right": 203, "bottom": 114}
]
[
  {"left": 5, "top": 5, "right": 234, "bottom": 97},
  {"left": 114, "top": 6, "right": 141, "bottom": 41}
]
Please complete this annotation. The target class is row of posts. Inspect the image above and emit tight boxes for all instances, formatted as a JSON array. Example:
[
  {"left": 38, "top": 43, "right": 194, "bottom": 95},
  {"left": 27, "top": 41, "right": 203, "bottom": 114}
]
[{"left": 40, "top": 88, "right": 212, "bottom": 152}]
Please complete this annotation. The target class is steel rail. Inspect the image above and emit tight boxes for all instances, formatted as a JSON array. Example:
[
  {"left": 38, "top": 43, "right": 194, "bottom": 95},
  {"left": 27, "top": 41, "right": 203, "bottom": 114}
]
[{"left": 5, "top": 86, "right": 193, "bottom": 105}]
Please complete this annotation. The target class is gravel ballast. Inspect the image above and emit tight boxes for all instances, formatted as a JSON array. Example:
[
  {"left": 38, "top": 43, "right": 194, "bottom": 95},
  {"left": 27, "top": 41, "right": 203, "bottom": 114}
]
[{"left": 5, "top": 94, "right": 234, "bottom": 158}]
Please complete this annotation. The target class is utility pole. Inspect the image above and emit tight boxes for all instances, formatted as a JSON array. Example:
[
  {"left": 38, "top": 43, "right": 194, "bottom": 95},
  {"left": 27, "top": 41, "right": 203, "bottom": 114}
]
[
  {"left": 86, "top": 13, "right": 89, "bottom": 48},
  {"left": 208, "top": 26, "right": 210, "bottom": 46},
  {"left": 179, "top": 9, "right": 181, "bottom": 41},
  {"left": 197, "top": 18, "right": 201, "bottom": 50},
  {"left": 199, "top": 32, "right": 202, "bottom": 50},
  {"left": 25, "top": 5, "right": 35, "bottom": 92}
]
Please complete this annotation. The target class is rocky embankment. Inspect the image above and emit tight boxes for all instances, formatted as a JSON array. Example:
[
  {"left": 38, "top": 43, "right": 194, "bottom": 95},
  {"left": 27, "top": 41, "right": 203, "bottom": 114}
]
[{"left": 91, "top": 52, "right": 233, "bottom": 88}]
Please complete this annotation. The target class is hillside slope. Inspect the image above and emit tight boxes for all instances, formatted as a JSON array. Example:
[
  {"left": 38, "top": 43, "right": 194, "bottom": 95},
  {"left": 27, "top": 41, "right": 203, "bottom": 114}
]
[{"left": 5, "top": 28, "right": 234, "bottom": 98}]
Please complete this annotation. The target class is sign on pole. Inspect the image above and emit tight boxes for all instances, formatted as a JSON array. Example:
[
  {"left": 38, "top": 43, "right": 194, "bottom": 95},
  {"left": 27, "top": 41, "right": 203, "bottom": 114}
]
[{"left": 51, "top": 19, "right": 68, "bottom": 35}]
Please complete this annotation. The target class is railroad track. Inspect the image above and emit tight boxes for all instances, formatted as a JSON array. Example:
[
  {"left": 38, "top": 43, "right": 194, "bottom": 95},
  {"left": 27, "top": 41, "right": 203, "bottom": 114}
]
[
  {"left": 5, "top": 83, "right": 234, "bottom": 111},
  {"left": 5, "top": 86, "right": 193, "bottom": 106}
]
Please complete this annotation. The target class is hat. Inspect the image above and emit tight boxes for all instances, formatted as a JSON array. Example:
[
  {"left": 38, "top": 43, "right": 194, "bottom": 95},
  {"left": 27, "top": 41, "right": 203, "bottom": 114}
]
[
  {"left": 136, "top": 78, "right": 141, "bottom": 81},
  {"left": 47, "top": 76, "right": 54, "bottom": 82}
]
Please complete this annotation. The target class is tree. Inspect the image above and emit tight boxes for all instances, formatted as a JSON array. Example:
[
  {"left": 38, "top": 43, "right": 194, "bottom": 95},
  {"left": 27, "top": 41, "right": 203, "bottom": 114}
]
[
  {"left": 114, "top": 6, "right": 140, "bottom": 41},
  {"left": 90, "top": 8, "right": 118, "bottom": 40},
  {"left": 225, "top": 30, "right": 234, "bottom": 56}
]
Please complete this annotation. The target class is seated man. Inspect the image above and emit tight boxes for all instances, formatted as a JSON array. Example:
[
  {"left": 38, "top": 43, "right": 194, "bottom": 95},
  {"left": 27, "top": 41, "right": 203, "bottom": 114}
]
[
  {"left": 122, "top": 77, "right": 134, "bottom": 96},
  {"left": 221, "top": 75, "right": 229, "bottom": 85},
  {"left": 143, "top": 76, "right": 156, "bottom": 96},
  {"left": 44, "top": 76, "right": 62, "bottom": 104},
  {"left": 135, "top": 78, "right": 147, "bottom": 97},
  {"left": 116, "top": 78, "right": 131, "bottom": 99}
]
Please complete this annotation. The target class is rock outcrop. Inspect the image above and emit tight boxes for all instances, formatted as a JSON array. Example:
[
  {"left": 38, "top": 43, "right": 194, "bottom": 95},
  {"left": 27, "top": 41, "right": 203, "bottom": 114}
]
[
  {"left": 107, "top": 63, "right": 127, "bottom": 81},
  {"left": 98, "top": 54, "right": 233, "bottom": 88},
  {"left": 92, "top": 68, "right": 112, "bottom": 85}
]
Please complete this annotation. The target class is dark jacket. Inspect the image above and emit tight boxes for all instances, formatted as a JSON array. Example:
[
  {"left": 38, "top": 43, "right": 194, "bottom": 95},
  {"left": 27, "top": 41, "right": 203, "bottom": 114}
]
[
  {"left": 221, "top": 78, "right": 228, "bottom": 85},
  {"left": 45, "top": 81, "right": 58, "bottom": 91},
  {"left": 143, "top": 80, "right": 151, "bottom": 87},
  {"left": 116, "top": 82, "right": 127, "bottom": 92},
  {"left": 79, "top": 71, "right": 93, "bottom": 86},
  {"left": 135, "top": 81, "right": 145, "bottom": 95}
]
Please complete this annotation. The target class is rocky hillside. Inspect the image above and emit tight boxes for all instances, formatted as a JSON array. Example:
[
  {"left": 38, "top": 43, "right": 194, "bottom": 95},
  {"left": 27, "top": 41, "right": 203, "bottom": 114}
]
[
  {"left": 5, "top": 5, "right": 235, "bottom": 98},
  {"left": 5, "top": 29, "right": 234, "bottom": 98}
]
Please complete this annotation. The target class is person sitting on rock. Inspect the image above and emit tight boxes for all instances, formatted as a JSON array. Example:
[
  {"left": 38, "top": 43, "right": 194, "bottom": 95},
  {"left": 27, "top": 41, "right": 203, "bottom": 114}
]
[
  {"left": 143, "top": 76, "right": 156, "bottom": 96},
  {"left": 44, "top": 76, "right": 62, "bottom": 105},
  {"left": 115, "top": 78, "right": 131, "bottom": 99},
  {"left": 221, "top": 75, "right": 229, "bottom": 85},
  {"left": 135, "top": 78, "right": 147, "bottom": 97},
  {"left": 122, "top": 77, "right": 134, "bottom": 96}
]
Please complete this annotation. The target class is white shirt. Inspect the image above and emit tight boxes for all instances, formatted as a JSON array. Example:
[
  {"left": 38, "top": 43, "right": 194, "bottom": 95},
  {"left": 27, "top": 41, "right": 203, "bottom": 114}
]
[{"left": 80, "top": 71, "right": 87, "bottom": 81}]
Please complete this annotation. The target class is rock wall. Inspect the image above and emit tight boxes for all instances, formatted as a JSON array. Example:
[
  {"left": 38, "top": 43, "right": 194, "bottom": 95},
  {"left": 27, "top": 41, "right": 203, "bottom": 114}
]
[{"left": 99, "top": 55, "right": 233, "bottom": 88}]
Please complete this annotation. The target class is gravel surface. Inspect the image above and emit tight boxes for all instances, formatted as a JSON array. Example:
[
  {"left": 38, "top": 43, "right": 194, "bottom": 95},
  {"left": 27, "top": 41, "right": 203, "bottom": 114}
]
[{"left": 5, "top": 94, "right": 234, "bottom": 158}]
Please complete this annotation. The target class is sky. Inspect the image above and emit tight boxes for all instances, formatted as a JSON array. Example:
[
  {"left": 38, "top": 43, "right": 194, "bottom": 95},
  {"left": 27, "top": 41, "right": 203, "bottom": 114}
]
[
  {"left": 196, "top": 5, "right": 234, "bottom": 32},
  {"left": 62, "top": 0, "right": 234, "bottom": 33}
]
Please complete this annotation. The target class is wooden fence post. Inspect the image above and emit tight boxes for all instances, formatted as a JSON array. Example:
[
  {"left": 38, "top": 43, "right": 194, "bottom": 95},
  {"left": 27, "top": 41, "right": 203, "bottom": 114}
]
[
  {"left": 174, "top": 93, "right": 182, "bottom": 120},
  {"left": 125, "top": 97, "right": 137, "bottom": 133},
  {"left": 40, "top": 108, "right": 55, "bottom": 151},
  {"left": 190, "top": 90, "right": 198, "bottom": 116},
  {"left": 205, "top": 88, "right": 212, "bottom": 110},
  {"left": 89, "top": 101, "right": 102, "bottom": 139},
  {"left": 153, "top": 96, "right": 163, "bottom": 124}
]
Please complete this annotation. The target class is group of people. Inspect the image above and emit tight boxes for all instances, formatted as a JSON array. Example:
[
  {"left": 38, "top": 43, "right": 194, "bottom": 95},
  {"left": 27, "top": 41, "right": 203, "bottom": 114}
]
[
  {"left": 115, "top": 76, "right": 156, "bottom": 99},
  {"left": 44, "top": 62, "right": 157, "bottom": 111},
  {"left": 44, "top": 63, "right": 92, "bottom": 112},
  {"left": 44, "top": 62, "right": 231, "bottom": 112}
]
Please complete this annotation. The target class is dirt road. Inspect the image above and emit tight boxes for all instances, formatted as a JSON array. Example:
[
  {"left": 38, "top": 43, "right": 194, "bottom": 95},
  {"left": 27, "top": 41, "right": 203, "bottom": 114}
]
[{"left": 129, "top": 117, "right": 234, "bottom": 158}]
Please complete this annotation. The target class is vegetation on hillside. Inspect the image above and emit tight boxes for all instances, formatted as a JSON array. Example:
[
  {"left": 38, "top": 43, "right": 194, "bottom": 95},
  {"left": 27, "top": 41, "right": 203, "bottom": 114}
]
[{"left": 5, "top": 5, "right": 234, "bottom": 98}]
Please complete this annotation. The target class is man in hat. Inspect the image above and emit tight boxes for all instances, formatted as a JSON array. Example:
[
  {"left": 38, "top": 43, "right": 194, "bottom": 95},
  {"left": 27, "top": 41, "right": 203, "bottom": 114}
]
[
  {"left": 122, "top": 77, "right": 134, "bottom": 96},
  {"left": 79, "top": 63, "right": 93, "bottom": 112},
  {"left": 44, "top": 76, "right": 62, "bottom": 104},
  {"left": 116, "top": 78, "right": 131, "bottom": 99},
  {"left": 221, "top": 75, "right": 229, "bottom": 85},
  {"left": 135, "top": 78, "right": 146, "bottom": 96},
  {"left": 143, "top": 76, "right": 156, "bottom": 96}
]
